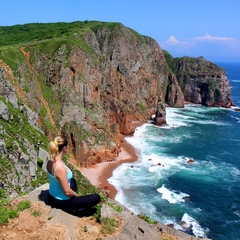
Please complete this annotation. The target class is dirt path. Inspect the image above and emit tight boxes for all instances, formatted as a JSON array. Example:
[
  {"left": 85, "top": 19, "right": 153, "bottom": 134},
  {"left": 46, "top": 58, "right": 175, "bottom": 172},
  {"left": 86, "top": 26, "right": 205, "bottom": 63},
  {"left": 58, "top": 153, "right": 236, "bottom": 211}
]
[
  {"left": 0, "top": 60, "right": 27, "bottom": 101},
  {"left": 20, "top": 47, "right": 58, "bottom": 131}
]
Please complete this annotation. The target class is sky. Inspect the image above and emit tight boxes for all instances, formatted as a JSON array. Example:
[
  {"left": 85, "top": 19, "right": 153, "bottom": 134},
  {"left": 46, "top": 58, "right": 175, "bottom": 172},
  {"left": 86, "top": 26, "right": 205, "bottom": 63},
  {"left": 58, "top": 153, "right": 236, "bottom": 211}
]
[{"left": 1, "top": 0, "right": 240, "bottom": 62}]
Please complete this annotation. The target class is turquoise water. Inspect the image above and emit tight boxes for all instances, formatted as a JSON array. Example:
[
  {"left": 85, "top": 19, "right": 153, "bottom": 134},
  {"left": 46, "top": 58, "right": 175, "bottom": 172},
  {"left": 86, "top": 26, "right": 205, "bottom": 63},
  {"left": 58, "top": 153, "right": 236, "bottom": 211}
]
[{"left": 109, "top": 62, "right": 240, "bottom": 240}]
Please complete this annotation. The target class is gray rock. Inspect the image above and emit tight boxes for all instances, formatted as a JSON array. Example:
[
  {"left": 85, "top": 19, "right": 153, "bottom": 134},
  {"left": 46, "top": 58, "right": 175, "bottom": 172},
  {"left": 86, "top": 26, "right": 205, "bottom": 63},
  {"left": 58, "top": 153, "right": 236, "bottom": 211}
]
[
  {"left": 26, "top": 184, "right": 82, "bottom": 240},
  {"left": 19, "top": 104, "right": 41, "bottom": 131},
  {"left": 29, "top": 160, "right": 36, "bottom": 178},
  {"left": 25, "top": 184, "right": 211, "bottom": 240},
  {"left": 26, "top": 183, "right": 50, "bottom": 204},
  {"left": 23, "top": 138, "right": 31, "bottom": 149},
  {"left": 102, "top": 202, "right": 161, "bottom": 240},
  {"left": 19, "top": 151, "right": 29, "bottom": 164},
  {"left": 0, "top": 100, "right": 10, "bottom": 121},
  {"left": 0, "top": 67, "right": 19, "bottom": 108},
  {"left": 0, "top": 140, "right": 7, "bottom": 156},
  {"left": 38, "top": 147, "right": 49, "bottom": 172}
]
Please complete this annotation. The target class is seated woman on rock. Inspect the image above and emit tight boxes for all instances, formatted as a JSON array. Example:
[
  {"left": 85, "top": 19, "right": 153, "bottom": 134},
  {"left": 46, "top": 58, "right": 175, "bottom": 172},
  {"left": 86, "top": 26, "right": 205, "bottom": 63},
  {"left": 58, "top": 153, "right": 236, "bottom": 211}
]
[{"left": 47, "top": 134, "right": 100, "bottom": 216}]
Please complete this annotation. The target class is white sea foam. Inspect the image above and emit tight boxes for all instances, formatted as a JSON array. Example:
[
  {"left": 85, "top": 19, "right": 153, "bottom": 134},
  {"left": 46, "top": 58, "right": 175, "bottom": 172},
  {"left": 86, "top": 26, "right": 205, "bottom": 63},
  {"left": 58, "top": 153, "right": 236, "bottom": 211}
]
[
  {"left": 108, "top": 104, "right": 239, "bottom": 239},
  {"left": 166, "top": 106, "right": 227, "bottom": 126},
  {"left": 147, "top": 154, "right": 187, "bottom": 172},
  {"left": 181, "top": 213, "right": 207, "bottom": 238},
  {"left": 157, "top": 185, "right": 190, "bottom": 204},
  {"left": 124, "top": 124, "right": 152, "bottom": 156},
  {"left": 230, "top": 114, "right": 240, "bottom": 123},
  {"left": 233, "top": 210, "right": 240, "bottom": 217},
  {"left": 166, "top": 108, "right": 189, "bottom": 128},
  {"left": 166, "top": 104, "right": 227, "bottom": 128}
]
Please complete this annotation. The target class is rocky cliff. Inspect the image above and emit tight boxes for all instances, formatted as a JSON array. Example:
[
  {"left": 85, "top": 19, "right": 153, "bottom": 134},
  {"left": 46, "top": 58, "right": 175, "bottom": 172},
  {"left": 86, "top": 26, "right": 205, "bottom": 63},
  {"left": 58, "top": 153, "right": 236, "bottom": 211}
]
[
  {"left": 164, "top": 53, "right": 233, "bottom": 107},
  {"left": 0, "top": 21, "right": 185, "bottom": 167},
  {"left": 0, "top": 21, "right": 234, "bottom": 197}
]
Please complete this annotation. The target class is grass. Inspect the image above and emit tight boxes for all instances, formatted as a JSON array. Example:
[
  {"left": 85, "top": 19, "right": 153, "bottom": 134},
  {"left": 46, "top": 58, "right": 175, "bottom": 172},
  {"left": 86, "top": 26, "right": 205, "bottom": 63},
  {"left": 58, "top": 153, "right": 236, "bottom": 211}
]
[
  {"left": 0, "top": 207, "right": 18, "bottom": 224},
  {"left": 0, "top": 200, "right": 31, "bottom": 225},
  {"left": 17, "top": 200, "right": 31, "bottom": 211},
  {"left": 101, "top": 217, "right": 120, "bottom": 234},
  {"left": 0, "top": 97, "right": 49, "bottom": 195},
  {"left": 137, "top": 214, "right": 158, "bottom": 224},
  {"left": 0, "top": 189, "right": 9, "bottom": 207},
  {"left": 32, "top": 210, "right": 41, "bottom": 217},
  {"left": 107, "top": 202, "right": 122, "bottom": 213}
]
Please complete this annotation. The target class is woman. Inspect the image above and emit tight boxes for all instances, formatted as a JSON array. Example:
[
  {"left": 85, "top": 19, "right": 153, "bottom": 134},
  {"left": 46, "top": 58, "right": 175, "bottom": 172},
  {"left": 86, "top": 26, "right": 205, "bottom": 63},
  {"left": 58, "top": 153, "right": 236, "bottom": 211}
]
[{"left": 47, "top": 135, "right": 100, "bottom": 216}]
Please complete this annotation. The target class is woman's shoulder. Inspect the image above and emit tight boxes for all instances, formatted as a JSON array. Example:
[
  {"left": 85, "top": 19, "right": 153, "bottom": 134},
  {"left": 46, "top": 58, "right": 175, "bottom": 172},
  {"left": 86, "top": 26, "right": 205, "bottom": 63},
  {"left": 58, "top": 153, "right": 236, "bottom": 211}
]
[{"left": 54, "top": 163, "right": 68, "bottom": 176}]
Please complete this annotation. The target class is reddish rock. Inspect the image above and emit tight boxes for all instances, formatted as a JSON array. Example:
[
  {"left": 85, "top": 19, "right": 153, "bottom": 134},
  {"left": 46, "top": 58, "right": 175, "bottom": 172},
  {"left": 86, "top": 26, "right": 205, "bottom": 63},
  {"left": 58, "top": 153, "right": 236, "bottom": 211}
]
[{"left": 187, "top": 159, "right": 194, "bottom": 164}]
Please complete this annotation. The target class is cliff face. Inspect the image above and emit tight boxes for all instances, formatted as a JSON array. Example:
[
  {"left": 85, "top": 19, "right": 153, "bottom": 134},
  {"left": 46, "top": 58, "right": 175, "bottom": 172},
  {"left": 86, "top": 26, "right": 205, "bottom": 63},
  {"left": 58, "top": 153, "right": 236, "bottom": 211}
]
[
  {"left": 169, "top": 56, "right": 233, "bottom": 107},
  {"left": 0, "top": 22, "right": 184, "bottom": 166},
  {"left": 0, "top": 22, "right": 233, "bottom": 170}
]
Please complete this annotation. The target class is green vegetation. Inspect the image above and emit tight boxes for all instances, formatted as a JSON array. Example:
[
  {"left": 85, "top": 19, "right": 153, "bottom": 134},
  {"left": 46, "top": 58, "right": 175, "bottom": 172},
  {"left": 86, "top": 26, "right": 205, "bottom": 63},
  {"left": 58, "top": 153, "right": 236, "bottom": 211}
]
[
  {"left": 0, "top": 21, "right": 136, "bottom": 163},
  {"left": 137, "top": 214, "right": 158, "bottom": 224},
  {"left": 101, "top": 217, "right": 120, "bottom": 234},
  {"left": 0, "top": 22, "right": 83, "bottom": 46},
  {"left": 0, "top": 207, "right": 18, "bottom": 224},
  {"left": 163, "top": 50, "right": 177, "bottom": 75},
  {"left": 0, "top": 46, "right": 25, "bottom": 72},
  {"left": 0, "top": 189, "right": 9, "bottom": 207},
  {"left": 128, "top": 28, "right": 146, "bottom": 43},
  {"left": 0, "top": 21, "right": 124, "bottom": 47},
  {"left": 17, "top": 200, "right": 31, "bottom": 211},
  {"left": 107, "top": 202, "right": 122, "bottom": 213},
  {"left": 31, "top": 166, "right": 48, "bottom": 188},
  {"left": 0, "top": 198, "right": 31, "bottom": 225},
  {"left": 32, "top": 210, "right": 41, "bottom": 217},
  {"left": 0, "top": 97, "right": 49, "bottom": 197},
  {"left": 138, "top": 102, "right": 146, "bottom": 112},
  {"left": 0, "top": 97, "right": 48, "bottom": 150},
  {"left": 88, "top": 21, "right": 123, "bottom": 32}
]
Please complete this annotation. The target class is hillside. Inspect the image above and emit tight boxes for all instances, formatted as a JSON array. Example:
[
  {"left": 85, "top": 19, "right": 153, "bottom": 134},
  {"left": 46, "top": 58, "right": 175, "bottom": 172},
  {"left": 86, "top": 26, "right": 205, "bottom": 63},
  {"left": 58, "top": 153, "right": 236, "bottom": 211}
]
[{"left": 0, "top": 20, "right": 233, "bottom": 239}]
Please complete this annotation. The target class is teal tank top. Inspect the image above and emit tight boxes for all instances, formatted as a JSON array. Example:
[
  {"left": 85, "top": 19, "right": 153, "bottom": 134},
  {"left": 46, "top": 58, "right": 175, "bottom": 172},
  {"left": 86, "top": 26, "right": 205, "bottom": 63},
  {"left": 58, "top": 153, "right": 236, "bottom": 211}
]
[{"left": 48, "top": 164, "right": 73, "bottom": 200}]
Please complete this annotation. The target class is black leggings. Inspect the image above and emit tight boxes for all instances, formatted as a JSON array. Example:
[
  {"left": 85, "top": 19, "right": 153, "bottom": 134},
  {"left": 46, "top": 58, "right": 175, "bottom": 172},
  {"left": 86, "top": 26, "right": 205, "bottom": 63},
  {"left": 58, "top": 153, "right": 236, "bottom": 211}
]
[
  {"left": 48, "top": 178, "right": 101, "bottom": 213},
  {"left": 48, "top": 192, "right": 101, "bottom": 213}
]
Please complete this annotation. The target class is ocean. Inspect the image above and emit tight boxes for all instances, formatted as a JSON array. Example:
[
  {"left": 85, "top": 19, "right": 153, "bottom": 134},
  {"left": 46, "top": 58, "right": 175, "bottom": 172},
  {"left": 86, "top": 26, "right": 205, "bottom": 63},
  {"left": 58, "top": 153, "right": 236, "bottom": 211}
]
[{"left": 108, "top": 62, "right": 240, "bottom": 240}]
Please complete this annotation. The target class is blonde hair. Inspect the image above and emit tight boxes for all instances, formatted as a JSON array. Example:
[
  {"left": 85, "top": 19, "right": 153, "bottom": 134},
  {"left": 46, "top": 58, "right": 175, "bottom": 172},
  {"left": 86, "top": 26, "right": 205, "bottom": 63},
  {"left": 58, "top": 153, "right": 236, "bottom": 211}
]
[{"left": 48, "top": 135, "right": 68, "bottom": 161}]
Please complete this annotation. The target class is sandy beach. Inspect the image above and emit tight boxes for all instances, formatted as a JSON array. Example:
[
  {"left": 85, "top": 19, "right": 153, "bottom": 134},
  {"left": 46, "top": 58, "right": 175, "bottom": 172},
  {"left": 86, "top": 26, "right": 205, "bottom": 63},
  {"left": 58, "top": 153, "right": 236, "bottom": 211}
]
[{"left": 80, "top": 137, "right": 138, "bottom": 199}]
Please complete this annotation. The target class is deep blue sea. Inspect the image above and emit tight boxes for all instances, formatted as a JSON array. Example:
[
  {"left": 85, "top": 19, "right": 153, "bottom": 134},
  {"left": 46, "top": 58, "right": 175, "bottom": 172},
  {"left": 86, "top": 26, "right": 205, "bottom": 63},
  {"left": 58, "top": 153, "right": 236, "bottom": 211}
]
[{"left": 109, "top": 62, "right": 240, "bottom": 240}]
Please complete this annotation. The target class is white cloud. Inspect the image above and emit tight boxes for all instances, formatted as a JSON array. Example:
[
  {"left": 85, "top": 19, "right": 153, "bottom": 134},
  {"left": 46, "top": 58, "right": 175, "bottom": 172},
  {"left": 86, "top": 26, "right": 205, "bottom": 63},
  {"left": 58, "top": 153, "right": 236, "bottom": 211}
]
[
  {"left": 162, "top": 36, "right": 191, "bottom": 47},
  {"left": 160, "top": 34, "right": 240, "bottom": 61},
  {"left": 193, "top": 33, "right": 238, "bottom": 42},
  {"left": 165, "top": 36, "right": 183, "bottom": 45}
]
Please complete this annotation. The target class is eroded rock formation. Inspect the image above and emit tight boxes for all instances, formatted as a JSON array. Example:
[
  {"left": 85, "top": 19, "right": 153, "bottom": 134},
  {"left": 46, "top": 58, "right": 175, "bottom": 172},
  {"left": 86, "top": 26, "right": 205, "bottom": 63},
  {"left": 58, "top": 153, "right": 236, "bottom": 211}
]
[
  {"left": 0, "top": 22, "right": 234, "bottom": 168},
  {"left": 166, "top": 55, "right": 233, "bottom": 107}
]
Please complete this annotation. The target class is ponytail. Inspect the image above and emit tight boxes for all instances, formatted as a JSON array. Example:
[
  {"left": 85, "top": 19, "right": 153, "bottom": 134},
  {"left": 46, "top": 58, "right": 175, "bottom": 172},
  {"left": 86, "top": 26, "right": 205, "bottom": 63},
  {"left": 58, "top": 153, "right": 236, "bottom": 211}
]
[{"left": 48, "top": 135, "right": 68, "bottom": 161}]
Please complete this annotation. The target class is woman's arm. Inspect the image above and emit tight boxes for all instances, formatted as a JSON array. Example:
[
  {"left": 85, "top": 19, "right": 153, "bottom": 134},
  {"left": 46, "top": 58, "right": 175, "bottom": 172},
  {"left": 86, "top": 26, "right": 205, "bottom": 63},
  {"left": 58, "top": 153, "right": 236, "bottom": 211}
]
[{"left": 55, "top": 166, "right": 77, "bottom": 197}]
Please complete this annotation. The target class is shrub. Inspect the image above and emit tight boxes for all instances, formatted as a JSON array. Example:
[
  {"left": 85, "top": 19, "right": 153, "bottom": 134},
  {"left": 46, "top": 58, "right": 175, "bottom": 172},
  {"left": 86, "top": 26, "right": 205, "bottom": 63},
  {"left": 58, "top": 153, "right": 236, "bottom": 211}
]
[
  {"left": 32, "top": 210, "right": 41, "bottom": 217},
  {"left": 17, "top": 200, "right": 31, "bottom": 211},
  {"left": 0, "top": 207, "right": 18, "bottom": 224}
]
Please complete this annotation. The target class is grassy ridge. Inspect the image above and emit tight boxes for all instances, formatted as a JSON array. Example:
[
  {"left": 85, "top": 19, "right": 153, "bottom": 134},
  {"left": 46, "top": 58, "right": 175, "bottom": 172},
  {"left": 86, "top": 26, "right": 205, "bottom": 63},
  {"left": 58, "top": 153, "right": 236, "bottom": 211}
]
[{"left": 0, "top": 21, "right": 124, "bottom": 47}]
